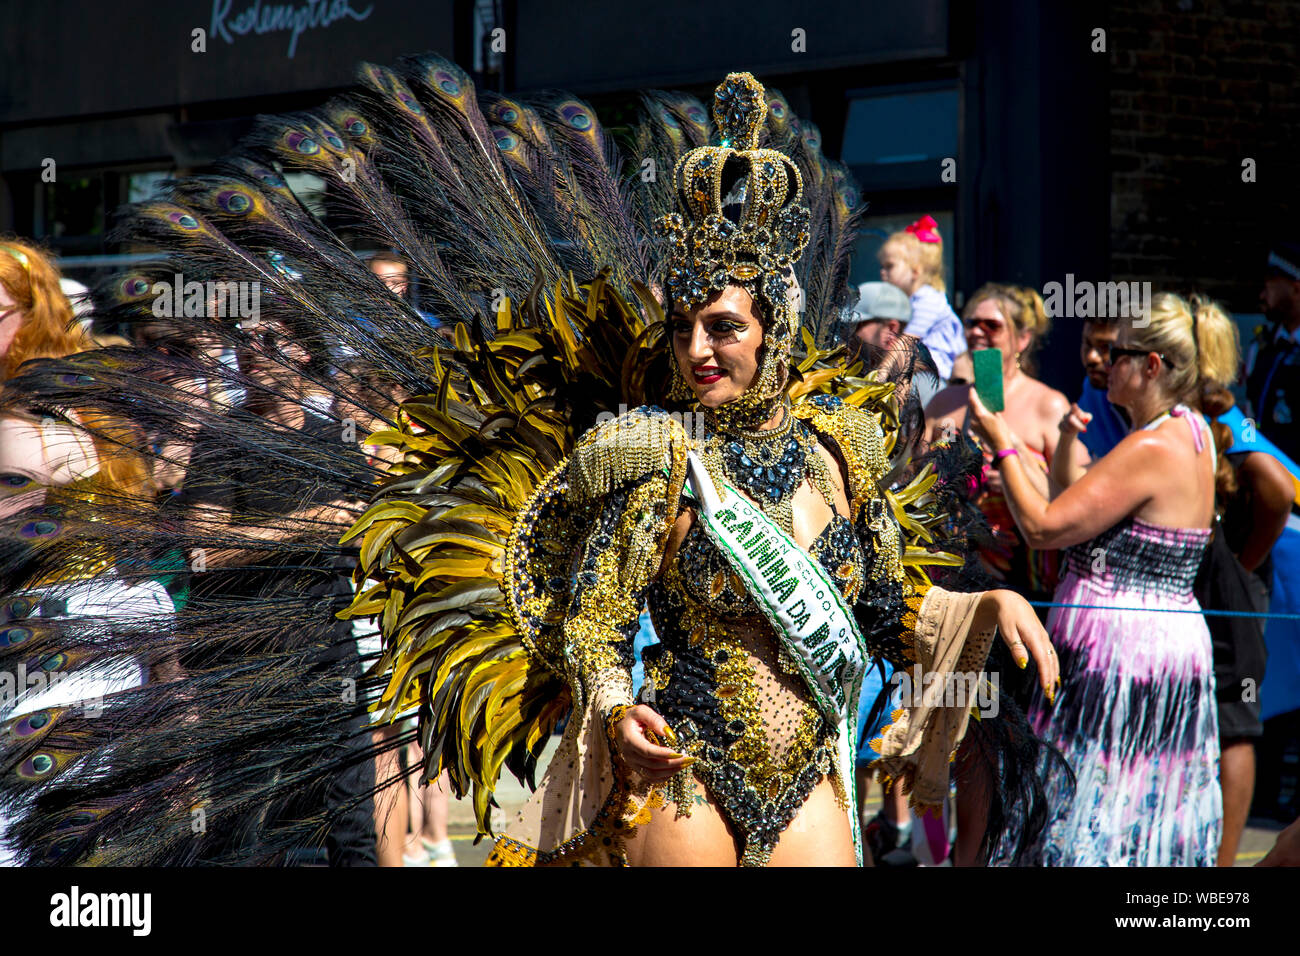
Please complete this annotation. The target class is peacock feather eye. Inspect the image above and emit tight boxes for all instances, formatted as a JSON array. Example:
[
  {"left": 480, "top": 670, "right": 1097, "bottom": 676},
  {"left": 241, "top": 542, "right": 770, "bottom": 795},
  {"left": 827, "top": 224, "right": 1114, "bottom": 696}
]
[
  {"left": 344, "top": 117, "right": 366, "bottom": 135},
  {"left": 285, "top": 131, "right": 319, "bottom": 155},
  {"left": 492, "top": 128, "right": 518, "bottom": 151},
  {"left": 20, "top": 519, "right": 61, "bottom": 540},
  {"left": 434, "top": 70, "right": 461, "bottom": 96},
  {"left": 768, "top": 98, "right": 787, "bottom": 119},
  {"left": 217, "top": 189, "right": 252, "bottom": 214},
  {"left": 56, "top": 372, "right": 93, "bottom": 386},
  {"left": 167, "top": 211, "right": 200, "bottom": 230},
  {"left": 559, "top": 102, "right": 592, "bottom": 130},
  {"left": 686, "top": 105, "right": 708, "bottom": 126},
  {"left": 12, "top": 711, "right": 49, "bottom": 736},
  {"left": 489, "top": 100, "right": 521, "bottom": 125},
  {"left": 55, "top": 810, "right": 97, "bottom": 830},
  {"left": 321, "top": 126, "right": 345, "bottom": 150},
  {"left": 658, "top": 107, "right": 680, "bottom": 129},
  {"left": 251, "top": 166, "right": 284, "bottom": 188},
  {"left": 20, "top": 753, "right": 56, "bottom": 778},
  {"left": 45, "top": 835, "right": 80, "bottom": 860},
  {"left": 0, "top": 626, "right": 33, "bottom": 647},
  {"left": 120, "top": 275, "right": 152, "bottom": 299},
  {"left": 40, "top": 652, "right": 68, "bottom": 672},
  {"left": 395, "top": 91, "right": 423, "bottom": 115},
  {"left": 4, "top": 597, "right": 33, "bottom": 618},
  {"left": 802, "top": 128, "right": 820, "bottom": 150}
]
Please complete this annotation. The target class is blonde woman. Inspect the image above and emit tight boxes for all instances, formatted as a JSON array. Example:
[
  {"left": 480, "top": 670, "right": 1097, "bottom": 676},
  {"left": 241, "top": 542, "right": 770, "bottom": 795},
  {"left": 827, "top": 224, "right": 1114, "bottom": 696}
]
[{"left": 969, "top": 292, "right": 1240, "bottom": 865}]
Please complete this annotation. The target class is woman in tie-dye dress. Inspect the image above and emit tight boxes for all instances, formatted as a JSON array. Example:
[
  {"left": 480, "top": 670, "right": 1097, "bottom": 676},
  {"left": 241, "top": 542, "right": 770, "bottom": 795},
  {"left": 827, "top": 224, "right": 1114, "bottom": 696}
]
[{"left": 969, "top": 292, "right": 1241, "bottom": 865}]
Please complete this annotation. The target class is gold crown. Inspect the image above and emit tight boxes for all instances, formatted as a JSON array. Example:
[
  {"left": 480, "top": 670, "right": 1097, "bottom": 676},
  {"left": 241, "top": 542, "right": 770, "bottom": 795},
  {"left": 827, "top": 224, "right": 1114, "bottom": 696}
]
[{"left": 656, "top": 72, "right": 812, "bottom": 315}]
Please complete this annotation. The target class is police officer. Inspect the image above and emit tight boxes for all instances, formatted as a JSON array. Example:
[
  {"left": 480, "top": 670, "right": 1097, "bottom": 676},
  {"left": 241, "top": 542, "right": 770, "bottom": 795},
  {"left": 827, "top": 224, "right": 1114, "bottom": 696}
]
[{"left": 1247, "top": 240, "right": 1300, "bottom": 462}]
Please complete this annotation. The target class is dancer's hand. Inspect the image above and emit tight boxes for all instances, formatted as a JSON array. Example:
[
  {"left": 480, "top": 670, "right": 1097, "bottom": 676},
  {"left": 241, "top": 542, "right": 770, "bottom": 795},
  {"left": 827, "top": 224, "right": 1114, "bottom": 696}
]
[
  {"left": 975, "top": 589, "right": 1060, "bottom": 702},
  {"left": 613, "top": 704, "right": 695, "bottom": 783}
]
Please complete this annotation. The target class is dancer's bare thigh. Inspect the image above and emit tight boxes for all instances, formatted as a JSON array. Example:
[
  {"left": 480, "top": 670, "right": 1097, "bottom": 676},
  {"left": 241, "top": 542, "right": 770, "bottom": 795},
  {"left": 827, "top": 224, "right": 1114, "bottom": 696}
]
[
  {"left": 768, "top": 778, "right": 856, "bottom": 866},
  {"left": 622, "top": 776, "right": 855, "bottom": 867},
  {"left": 623, "top": 775, "right": 740, "bottom": 866}
]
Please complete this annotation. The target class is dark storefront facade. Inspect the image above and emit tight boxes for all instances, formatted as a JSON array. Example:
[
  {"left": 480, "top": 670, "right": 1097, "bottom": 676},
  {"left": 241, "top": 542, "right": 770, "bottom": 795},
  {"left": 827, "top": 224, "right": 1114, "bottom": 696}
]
[{"left": 3, "top": 1, "right": 1296, "bottom": 385}]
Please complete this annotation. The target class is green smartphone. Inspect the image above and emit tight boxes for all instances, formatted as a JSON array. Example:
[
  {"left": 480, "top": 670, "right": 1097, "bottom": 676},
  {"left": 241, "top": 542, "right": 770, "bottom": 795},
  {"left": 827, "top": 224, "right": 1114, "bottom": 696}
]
[{"left": 972, "top": 348, "right": 1005, "bottom": 412}]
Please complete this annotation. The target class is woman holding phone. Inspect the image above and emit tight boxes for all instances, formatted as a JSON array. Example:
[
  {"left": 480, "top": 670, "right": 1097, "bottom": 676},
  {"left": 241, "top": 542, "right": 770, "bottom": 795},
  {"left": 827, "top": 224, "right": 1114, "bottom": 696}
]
[
  {"left": 967, "top": 292, "right": 1239, "bottom": 866},
  {"left": 925, "top": 284, "right": 1089, "bottom": 600}
]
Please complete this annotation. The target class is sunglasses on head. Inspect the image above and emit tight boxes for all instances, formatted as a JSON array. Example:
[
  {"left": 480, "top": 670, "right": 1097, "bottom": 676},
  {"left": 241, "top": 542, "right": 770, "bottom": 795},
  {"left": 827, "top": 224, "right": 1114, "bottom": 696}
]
[{"left": 1108, "top": 346, "right": 1176, "bottom": 368}]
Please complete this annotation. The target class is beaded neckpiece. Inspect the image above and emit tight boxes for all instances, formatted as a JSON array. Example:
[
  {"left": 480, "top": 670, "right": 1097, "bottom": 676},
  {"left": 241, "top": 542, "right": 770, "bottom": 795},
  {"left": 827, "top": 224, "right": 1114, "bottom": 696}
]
[{"left": 700, "top": 398, "right": 837, "bottom": 537}]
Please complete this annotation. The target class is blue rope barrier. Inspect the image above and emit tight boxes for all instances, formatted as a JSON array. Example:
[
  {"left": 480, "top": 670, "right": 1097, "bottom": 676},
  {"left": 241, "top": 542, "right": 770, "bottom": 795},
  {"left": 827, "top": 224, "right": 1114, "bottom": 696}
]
[{"left": 1027, "top": 600, "right": 1300, "bottom": 621}]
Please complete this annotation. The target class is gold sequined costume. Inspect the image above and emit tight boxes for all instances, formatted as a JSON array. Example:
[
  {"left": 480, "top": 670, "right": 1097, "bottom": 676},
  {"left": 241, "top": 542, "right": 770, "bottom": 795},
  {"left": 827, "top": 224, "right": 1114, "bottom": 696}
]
[
  {"left": 342, "top": 70, "right": 1001, "bottom": 867},
  {"left": 480, "top": 384, "right": 995, "bottom": 866}
]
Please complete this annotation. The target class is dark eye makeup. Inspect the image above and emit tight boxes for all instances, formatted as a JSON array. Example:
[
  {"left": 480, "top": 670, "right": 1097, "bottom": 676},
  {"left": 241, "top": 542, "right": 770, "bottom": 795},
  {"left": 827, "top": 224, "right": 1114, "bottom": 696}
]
[{"left": 669, "top": 313, "right": 747, "bottom": 337}]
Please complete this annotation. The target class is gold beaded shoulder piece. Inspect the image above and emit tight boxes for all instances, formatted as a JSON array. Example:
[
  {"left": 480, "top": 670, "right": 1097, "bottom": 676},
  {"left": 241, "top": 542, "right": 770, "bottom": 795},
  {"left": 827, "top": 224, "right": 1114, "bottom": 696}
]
[
  {"left": 566, "top": 407, "right": 690, "bottom": 502},
  {"left": 502, "top": 407, "right": 691, "bottom": 675}
]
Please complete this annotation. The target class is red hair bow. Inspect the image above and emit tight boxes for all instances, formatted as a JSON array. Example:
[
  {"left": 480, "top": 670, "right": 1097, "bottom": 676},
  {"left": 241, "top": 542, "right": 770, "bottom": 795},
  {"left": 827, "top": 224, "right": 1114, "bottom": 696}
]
[{"left": 905, "top": 214, "right": 940, "bottom": 244}]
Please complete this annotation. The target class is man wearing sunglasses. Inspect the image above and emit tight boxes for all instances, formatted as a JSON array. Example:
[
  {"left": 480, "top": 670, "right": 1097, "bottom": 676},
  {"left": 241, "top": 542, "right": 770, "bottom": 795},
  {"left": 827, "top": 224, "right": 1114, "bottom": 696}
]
[{"left": 1069, "top": 318, "right": 1131, "bottom": 460}]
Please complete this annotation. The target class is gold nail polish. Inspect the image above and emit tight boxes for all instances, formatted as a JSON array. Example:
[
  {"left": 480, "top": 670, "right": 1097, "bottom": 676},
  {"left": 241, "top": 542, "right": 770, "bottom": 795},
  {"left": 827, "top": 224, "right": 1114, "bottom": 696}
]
[
  {"left": 1017, "top": 657, "right": 1028, "bottom": 670},
  {"left": 661, "top": 725, "right": 678, "bottom": 745}
]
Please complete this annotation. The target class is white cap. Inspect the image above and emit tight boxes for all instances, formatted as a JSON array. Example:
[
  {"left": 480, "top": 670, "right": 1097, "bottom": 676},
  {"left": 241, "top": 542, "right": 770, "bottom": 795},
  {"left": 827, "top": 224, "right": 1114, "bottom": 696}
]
[{"left": 847, "top": 281, "right": 911, "bottom": 324}]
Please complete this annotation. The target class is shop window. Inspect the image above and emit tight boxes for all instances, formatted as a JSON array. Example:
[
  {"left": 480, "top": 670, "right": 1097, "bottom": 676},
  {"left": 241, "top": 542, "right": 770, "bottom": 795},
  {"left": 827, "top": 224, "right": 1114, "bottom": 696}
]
[{"left": 841, "top": 83, "right": 959, "bottom": 191}]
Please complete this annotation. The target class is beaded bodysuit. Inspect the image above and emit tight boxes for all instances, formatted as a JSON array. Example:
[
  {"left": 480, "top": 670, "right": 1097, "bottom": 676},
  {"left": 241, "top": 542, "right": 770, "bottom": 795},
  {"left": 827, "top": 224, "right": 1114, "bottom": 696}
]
[
  {"left": 642, "top": 402, "right": 865, "bottom": 864},
  {"left": 541, "top": 395, "right": 930, "bottom": 865},
  {"left": 644, "top": 504, "right": 864, "bottom": 864}
]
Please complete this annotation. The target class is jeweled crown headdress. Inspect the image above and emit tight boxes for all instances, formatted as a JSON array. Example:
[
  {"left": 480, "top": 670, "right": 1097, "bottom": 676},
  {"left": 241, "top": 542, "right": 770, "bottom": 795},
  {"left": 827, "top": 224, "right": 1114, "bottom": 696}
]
[{"left": 656, "top": 72, "right": 812, "bottom": 408}]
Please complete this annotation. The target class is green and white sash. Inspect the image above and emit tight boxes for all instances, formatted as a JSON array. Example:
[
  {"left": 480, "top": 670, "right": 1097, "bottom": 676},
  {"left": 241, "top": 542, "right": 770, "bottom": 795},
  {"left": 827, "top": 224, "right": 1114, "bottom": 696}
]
[{"left": 685, "top": 452, "right": 870, "bottom": 864}]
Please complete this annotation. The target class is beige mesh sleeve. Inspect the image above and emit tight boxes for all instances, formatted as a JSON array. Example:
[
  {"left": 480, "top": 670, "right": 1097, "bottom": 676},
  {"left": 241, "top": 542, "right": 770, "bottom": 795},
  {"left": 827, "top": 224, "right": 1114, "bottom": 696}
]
[{"left": 871, "top": 585, "right": 996, "bottom": 810}]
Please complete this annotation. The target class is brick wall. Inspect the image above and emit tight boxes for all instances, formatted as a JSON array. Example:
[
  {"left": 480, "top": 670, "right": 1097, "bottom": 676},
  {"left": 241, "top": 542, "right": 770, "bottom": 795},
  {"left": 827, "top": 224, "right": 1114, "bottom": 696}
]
[{"left": 1108, "top": 0, "right": 1300, "bottom": 312}]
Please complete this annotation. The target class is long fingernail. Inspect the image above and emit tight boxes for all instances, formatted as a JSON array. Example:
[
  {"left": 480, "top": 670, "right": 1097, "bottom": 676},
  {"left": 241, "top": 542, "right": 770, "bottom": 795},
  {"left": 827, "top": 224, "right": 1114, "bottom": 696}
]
[
  {"left": 1017, "top": 657, "right": 1028, "bottom": 670},
  {"left": 680, "top": 756, "right": 697, "bottom": 767},
  {"left": 661, "top": 725, "right": 678, "bottom": 745}
]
